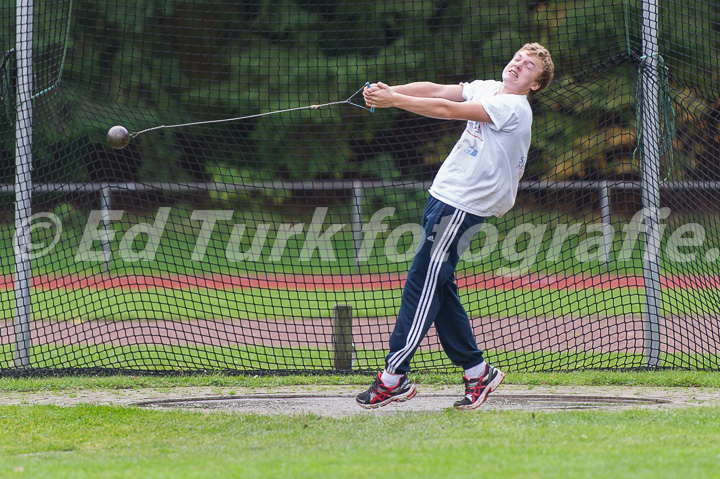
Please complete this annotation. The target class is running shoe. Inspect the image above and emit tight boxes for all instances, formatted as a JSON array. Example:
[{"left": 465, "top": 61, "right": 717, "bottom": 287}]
[
  {"left": 356, "top": 373, "right": 417, "bottom": 409},
  {"left": 453, "top": 364, "right": 505, "bottom": 410}
]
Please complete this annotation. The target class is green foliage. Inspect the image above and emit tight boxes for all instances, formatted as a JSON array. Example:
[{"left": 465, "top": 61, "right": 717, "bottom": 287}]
[{"left": 3, "top": 0, "right": 711, "bottom": 191}]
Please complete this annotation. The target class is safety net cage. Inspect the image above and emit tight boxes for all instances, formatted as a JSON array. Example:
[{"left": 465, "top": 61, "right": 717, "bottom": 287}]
[{"left": 1, "top": 0, "right": 719, "bottom": 375}]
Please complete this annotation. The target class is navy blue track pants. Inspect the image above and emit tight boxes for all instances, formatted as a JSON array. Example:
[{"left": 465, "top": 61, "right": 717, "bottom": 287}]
[{"left": 385, "top": 195, "right": 485, "bottom": 374}]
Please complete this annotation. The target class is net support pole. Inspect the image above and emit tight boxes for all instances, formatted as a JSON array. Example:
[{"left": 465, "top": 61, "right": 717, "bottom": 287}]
[
  {"left": 351, "top": 181, "right": 363, "bottom": 266},
  {"left": 13, "top": 0, "right": 34, "bottom": 368},
  {"left": 640, "top": 0, "right": 662, "bottom": 367},
  {"left": 100, "top": 184, "right": 113, "bottom": 274},
  {"left": 332, "top": 304, "right": 354, "bottom": 371}
]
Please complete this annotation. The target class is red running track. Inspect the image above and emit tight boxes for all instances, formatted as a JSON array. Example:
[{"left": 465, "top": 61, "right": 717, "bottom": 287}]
[
  {"left": 1, "top": 272, "right": 719, "bottom": 291},
  {"left": 1, "top": 272, "right": 719, "bottom": 356}
]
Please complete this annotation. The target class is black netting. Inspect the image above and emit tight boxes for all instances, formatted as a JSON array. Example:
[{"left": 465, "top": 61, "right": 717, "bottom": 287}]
[{"left": 1, "top": 0, "right": 719, "bottom": 375}]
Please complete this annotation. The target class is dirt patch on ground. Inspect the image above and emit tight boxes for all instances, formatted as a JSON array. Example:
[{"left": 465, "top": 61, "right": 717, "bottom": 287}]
[{"left": 2, "top": 385, "right": 719, "bottom": 417}]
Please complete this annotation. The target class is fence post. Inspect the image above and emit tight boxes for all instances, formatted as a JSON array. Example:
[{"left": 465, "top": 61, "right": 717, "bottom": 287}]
[
  {"left": 13, "top": 0, "right": 34, "bottom": 369},
  {"left": 332, "top": 304, "right": 354, "bottom": 371},
  {"left": 640, "top": 0, "right": 662, "bottom": 367}
]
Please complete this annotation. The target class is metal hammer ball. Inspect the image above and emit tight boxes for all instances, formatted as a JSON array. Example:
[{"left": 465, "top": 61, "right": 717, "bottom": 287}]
[{"left": 107, "top": 125, "right": 130, "bottom": 149}]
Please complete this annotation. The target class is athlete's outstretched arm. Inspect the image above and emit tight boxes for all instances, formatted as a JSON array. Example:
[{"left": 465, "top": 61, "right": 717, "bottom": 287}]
[
  {"left": 365, "top": 82, "right": 491, "bottom": 123},
  {"left": 389, "top": 82, "right": 464, "bottom": 101}
]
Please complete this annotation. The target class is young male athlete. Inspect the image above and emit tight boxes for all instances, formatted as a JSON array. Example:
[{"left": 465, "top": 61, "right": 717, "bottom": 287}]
[{"left": 356, "top": 43, "right": 554, "bottom": 409}]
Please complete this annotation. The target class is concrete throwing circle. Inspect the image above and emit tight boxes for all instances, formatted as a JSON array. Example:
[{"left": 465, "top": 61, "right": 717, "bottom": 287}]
[{"left": 135, "top": 393, "right": 672, "bottom": 417}]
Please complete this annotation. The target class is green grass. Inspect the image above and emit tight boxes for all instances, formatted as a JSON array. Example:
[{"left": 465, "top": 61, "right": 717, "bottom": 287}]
[
  {"left": 0, "top": 286, "right": 405, "bottom": 320},
  {"left": 4, "top": 205, "right": 720, "bottom": 278},
  {"left": 0, "top": 343, "right": 390, "bottom": 372},
  {"left": 2, "top": 285, "right": 719, "bottom": 321},
  {"left": 1, "top": 372, "right": 720, "bottom": 479},
  {"left": 1, "top": 405, "right": 719, "bottom": 479},
  {"left": 2, "top": 342, "right": 719, "bottom": 375}
]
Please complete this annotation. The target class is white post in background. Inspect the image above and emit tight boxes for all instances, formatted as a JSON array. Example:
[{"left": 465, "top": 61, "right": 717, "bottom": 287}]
[
  {"left": 351, "top": 181, "right": 363, "bottom": 265},
  {"left": 100, "top": 184, "right": 113, "bottom": 273},
  {"left": 598, "top": 181, "right": 613, "bottom": 266},
  {"left": 13, "top": 0, "right": 34, "bottom": 368},
  {"left": 640, "top": 0, "right": 662, "bottom": 367}
]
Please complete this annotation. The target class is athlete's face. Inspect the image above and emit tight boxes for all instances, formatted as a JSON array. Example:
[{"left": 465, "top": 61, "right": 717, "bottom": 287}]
[{"left": 501, "top": 50, "right": 543, "bottom": 94}]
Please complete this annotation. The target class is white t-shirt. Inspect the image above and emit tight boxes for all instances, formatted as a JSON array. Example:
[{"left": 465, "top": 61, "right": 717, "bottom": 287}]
[{"left": 428, "top": 80, "right": 532, "bottom": 217}]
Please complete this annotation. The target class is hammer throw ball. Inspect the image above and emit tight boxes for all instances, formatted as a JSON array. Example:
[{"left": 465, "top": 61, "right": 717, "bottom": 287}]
[{"left": 107, "top": 125, "right": 131, "bottom": 149}]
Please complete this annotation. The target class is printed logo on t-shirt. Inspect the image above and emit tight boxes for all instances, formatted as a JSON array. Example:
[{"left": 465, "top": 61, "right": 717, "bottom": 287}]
[
  {"left": 464, "top": 147, "right": 478, "bottom": 157},
  {"left": 466, "top": 120, "right": 484, "bottom": 141},
  {"left": 516, "top": 156, "right": 526, "bottom": 169}
]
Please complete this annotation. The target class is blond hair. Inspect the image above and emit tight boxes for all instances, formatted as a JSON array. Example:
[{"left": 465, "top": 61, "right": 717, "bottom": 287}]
[{"left": 519, "top": 43, "right": 554, "bottom": 96}]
